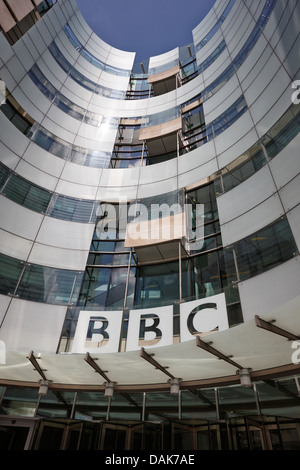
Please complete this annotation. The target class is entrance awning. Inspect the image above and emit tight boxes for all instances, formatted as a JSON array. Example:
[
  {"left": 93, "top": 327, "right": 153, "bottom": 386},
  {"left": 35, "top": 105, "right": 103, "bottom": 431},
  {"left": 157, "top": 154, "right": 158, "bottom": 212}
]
[{"left": 0, "top": 296, "right": 300, "bottom": 391}]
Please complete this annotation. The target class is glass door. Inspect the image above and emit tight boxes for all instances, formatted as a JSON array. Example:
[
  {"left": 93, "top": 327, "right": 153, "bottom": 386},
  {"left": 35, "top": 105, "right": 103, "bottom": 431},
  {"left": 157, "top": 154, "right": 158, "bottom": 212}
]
[
  {"left": 33, "top": 420, "right": 84, "bottom": 450},
  {"left": 172, "top": 422, "right": 222, "bottom": 450},
  {"left": 230, "top": 418, "right": 266, "bottom": 450},
  {"left": 100, "top": 423, "right": 128, "bottom": 450},
  {"left": 0, "top": 417, "right": 37, "bottom": 450}
]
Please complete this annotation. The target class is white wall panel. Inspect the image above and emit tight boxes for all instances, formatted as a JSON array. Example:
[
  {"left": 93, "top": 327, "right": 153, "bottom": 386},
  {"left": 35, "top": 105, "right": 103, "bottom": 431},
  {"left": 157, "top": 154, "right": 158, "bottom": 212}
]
[
  {"left": 137, "top": 177, "right": 178, "bottom": 199},
  {"left": 178, "top": 157, "right": 218, "bottom": 190},
  {"left": 255, "top": 83, "right": 293, "bottom": 138},
  {"left": 265, "top": 0, "right": 297, "bottom": 47},
  {"left": 0, "top": 32, "right": 14, "bottom": 63},
  {"left": 279, "top": 174, "right": 300, "bottom": 213},
  {"left": 149, "top": 47, "right": 179, "bottom": 69},
  {"left": 178, "top": 139, "right": 215, "bottom": 171},
  {"left": 139, "top": 159, "right": 177, "bottom": 185},
  {"left": 0, "top": 294, "right": 11, "bottom": 326},
  {"left": 244, "top": 52, "right": 282, "bottom": 106},
  {"left": 0, "top": 228, "right": 33, "bottom": 261},
  {"left": 202, "top": 49, "right": 231, "bottom": 86},
  {"left": 5, "top": 54, "right": 26, "bottom": 84},
  {"left": 96, "top": 185, "right": 138, "bottom": 202},
  {"left": 36, "top": 18, "right": 55, "bottom": 46},
  {"left": 15, "top": 75, "right": 48, "bottom": 121},
  {"left": 220, "top": 193, "right": 284, "bottom": 246},
  {"left": 0, "top": 298, "right": 67, "bottom": 353},
  {"left": 23, "top": 142, "right": 65, "bottom": 179},
  {"left": 56, "top": 32, "right": 80, "bottom": 63},
  {"left": 218, "top": 165, "right": 277, "bottom": 225},
  {"left": 60, "top": 161, "right": 102, "bottom": 187},
  {"left": 13, "top": 38, "right": 35, "bottom": 72},
  {"left": 0, "top": 141, "right": 20, "bottom": 170},
  {"left": 196, "top": 30, "right": 223, "bottom": 66},
  {"left": 214, "top": 110, "right": 254, "bottom": 156},
  {"left": 15, "top": 159, "right": 58, "bottom": 192},
  {"left": 100, "top": 167, "right": 140, "bottom": 190},
  {"left": 41, "top": 115, "right": 76, "bottom": 144},
  {"left": 36, "top": 217, "right": 94, "bottom": 251},
  {"left": 46, "top": 104, "right": 82, "bottom": 135},
  {"left": 0, "top": 196, "right": 43, "bottom": 240},
  {"left": 226, "top": 10, "right": 254, "bottom": 57},
  {"left": 54, "top": 179, "right": 97, "bottom": 199},
  {"left": 22, "top": 34, "right": 40, "bottom": 62},
  {"left": 0, "top": 64, "right": 18, "bottom": 91},
  {"left": 269, "top": 134, "right": 300, "bottom": 190},
  {"left": 76, "top": 121, "right": 118, "bottom": 144},
  {"left": 239, "top": 256, "right": 300, "bottom": 322},
  {"left": 28, "top": 24, "right": 48, "bottom": 56},
  {"left": 62, "top": 76, "right": 93, "bottom": 103},
  {"left": 203, "top": 75, "right": 240, "bottom": 123},
  {"left": 217, "top": 126, "right": 258, "bottom": 169},
  {"left": 37, "top": 51, "right": 67, "bottom": 89},
  {"left": 0, "top": 111, "right": 29, "bottom": 157},
  {"left": 28, "top": 243, "right": 89, "bottom": 271},
  {"left": 193, "top": 7, "right": 216, "bottom": 45},
  {"left": 69, "top": 15, "right": 90, "bottom": 43},
  {"left": 237, "top": 36, "right": 270, "bottom": 90},
  {"left": 274, "top": 11, "right": 299, "bottom": 70},
  {"left": 284, "top": 36, "right": 300, "bottom": 81}
]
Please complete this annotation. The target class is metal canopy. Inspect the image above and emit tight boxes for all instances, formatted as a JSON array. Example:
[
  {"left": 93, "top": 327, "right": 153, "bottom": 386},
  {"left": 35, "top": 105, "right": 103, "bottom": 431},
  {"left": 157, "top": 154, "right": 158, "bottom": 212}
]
[{"left": 0, "top": 295, "right": 300, "bottom": 392}]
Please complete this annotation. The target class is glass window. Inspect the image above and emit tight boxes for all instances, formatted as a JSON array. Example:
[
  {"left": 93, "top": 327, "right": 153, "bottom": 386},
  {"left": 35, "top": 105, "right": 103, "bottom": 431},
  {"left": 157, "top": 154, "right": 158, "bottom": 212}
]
[
  {"left": 16, "top": 265, "right": 82, "bottom": 305},
  {"left": 0, "top": 164, "right": 10, "bottom": 190},
  {"left": 49, "top": 195, "right": 95, "bottom": 223},
  {"left": 78, "top": 267, "right": 128, "bottom": 308},
  {"left": 134, "top": 261, "right": 180, "bottom": 308},
  {"left": 0, "top": 253, "right": 24, "bottom": 296},
  {"left": 3, "top": 174, "right": 51, "bottom": 213},
  {"left": 182, "top": 251, "right": 222, "bottom": 302},
  {"left": 195, "top": 0, "right": 235, "bottom": 51},
  {"left": 234, "top": 218, "right": 298, "bottom": 281}
]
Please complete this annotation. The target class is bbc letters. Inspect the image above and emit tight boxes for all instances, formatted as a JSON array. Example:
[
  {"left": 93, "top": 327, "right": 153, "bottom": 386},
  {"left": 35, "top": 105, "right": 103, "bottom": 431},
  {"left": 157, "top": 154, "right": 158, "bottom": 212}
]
[{"left": 72, "top": 293, "right": 228, "bottom": 353}]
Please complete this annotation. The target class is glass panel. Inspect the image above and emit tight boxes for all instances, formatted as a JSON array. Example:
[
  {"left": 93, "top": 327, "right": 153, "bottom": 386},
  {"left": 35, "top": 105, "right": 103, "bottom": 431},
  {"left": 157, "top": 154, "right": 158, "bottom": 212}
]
[
  {"left": 218, "top": 385, "right": 259, "bottom": 418},
  {"left": 0, "top": 426, "right": 30, "bottom": 450},
  {"left": 146, "top": 392, "right": 180, "bottom": 420},
  {"left": 1, "top": 387, "right": 38, "bottom": 417},
  {"left": 195, "top": 0, "right": 235, "bottom": 51},
  {"left": 0, "top": 253, "right": 24, "bottom": 296},
  {"left": 181, "top": 251, "right": 222, "bottom": 302},
  {"left": 36, "top": 424, "right": 65, "bottom": 450},
  {"left": 102, "top": 427, "right": 126, "bottom": 450},
  {"left": 3, "top": 174, "right": 51, "bottom": 213},
  {"left": 16, "top": 265, "right": 82, "bottom": 305},
  {"left": 256, "top": 378, "right": 300, "bottom": 418},
  {"left": 173, "top": 425, "right": 193, "bottom": 450},
  {"left": 78, "top": 267, "right": 110, "bottom": 307},
  {"left": 181, "top": 389, "right": 217, "bottom": 420},
  {"left": 37, "top": 390, "right": 76, "bottom": 419},
  {"left": 49, "top": 195, "right": 95, "bottom": 223},
  {"left": 134, "top": 261, "right": 180, "bottom": 308},
  {"left": 75, "top": 392, "right": 108, "bottom": 420},
  {"left": 109, "top": 392, "right": 144, "bottom": 421},
  {"left": 234, "top": 218, "right": 298, "bottom": 281},
  {"left": 106, "top": 267, "right": 128, "bottom": 307},
  {"left": 0, "top": 164, "right": 10, "bottom": 190}
]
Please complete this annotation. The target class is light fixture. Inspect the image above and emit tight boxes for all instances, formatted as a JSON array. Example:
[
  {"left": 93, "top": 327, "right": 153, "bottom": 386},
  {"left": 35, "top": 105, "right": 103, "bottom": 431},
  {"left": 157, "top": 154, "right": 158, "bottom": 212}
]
[
  {"left": 38, "top": 379, "right": 50, "bottom": 396},
  {"left": 104, "top": 382, "right": 115, "bottom": 398},
  {"left": 170, "top": 378, "right": 181, "bottom": 395},
  {"left": 238, "top": 368, "right": 252, "bottom": 388}
]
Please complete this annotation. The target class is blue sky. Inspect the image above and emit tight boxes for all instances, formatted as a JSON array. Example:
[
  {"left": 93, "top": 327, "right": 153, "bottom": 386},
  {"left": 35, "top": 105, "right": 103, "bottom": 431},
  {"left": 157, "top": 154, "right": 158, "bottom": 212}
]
[{"left": 76, "top": 0, "right": 216, "bottom": 63}]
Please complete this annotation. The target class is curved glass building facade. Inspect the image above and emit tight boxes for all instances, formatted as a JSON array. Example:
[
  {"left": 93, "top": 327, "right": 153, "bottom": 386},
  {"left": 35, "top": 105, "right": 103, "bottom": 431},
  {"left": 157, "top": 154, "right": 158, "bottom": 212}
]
[{"left": 0, "top": 0, "right": 300, "bottom": 451}]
